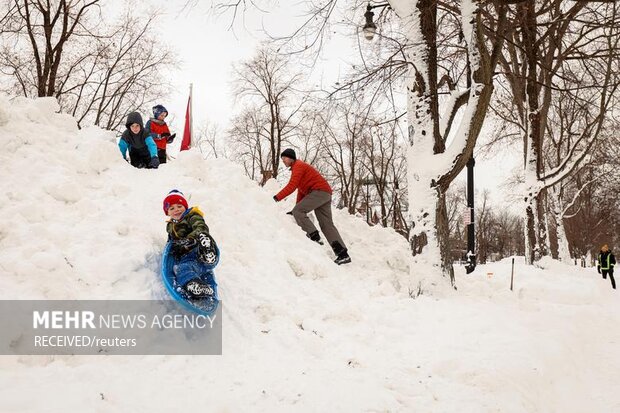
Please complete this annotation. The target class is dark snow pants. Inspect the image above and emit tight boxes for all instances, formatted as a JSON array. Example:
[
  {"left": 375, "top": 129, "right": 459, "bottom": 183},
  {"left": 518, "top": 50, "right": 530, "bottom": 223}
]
[
  {"left": 129, "top": 146, "right": 151, "bottom": 168},
  {"left": 602, "top": 270, "right": 616, "bottom": 289},
  {"left": 292, "top": 190, "right": 346, "bottom": 249},
  {"left": 158, "top": 148, "right": 167, "bottom": 164}
]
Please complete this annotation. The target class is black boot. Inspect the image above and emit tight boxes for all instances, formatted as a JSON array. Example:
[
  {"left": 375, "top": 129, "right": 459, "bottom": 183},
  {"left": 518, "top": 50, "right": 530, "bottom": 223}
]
[
  {"left": 185, "top": 279, "right": 214, "bottom": 298},
  {"left": 331, "top": 241, "right": 351, "bottom": 265},
  {"left": 197, "top": 232, "right": 218, "bottom": 265},
  {"left": 307, "top": 230, "right": 324, "bottom": 245}
]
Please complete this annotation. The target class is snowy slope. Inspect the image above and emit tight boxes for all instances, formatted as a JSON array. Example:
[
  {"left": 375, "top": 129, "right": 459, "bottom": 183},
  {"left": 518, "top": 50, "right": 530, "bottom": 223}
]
[{"left": 0, "top": 96, "right": 619, "bottom": 412}]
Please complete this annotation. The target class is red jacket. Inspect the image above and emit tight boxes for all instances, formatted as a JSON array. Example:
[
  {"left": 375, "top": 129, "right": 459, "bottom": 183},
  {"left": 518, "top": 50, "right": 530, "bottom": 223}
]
[
  {"left": 275, "top": 160, "right": 332, "bottom": 203},
  {"left": 145, "top": 119, "right": 171, "bottom": 150}
]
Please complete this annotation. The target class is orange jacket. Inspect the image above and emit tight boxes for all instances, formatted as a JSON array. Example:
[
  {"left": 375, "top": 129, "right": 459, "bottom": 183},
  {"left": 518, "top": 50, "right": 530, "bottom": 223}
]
[{"left": 275, "top": 160, "right": 332, "bottom": 203}]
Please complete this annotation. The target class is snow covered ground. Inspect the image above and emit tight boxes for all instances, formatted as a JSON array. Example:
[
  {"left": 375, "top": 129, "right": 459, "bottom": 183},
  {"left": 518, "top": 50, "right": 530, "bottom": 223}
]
[{"left": 0, "top": 96, "right": 619, "bottom": 412}]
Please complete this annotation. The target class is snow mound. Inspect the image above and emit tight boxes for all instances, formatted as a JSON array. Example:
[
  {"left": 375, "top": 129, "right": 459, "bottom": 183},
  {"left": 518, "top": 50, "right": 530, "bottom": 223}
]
[{"left": 1, "top": 96, "right": 619, "bottom": 412}]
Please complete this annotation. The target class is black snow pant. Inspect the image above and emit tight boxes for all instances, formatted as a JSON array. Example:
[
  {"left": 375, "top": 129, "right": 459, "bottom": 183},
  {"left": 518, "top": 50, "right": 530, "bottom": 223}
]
[
  {"left": 158, "top": 148, "right": 167, "bottom": 164},
  {"left": 602, "top": 269, "right": 616, "bottom": 289},
  {"left": 129, "top": 146, "right": 152, "bottom": 169}
]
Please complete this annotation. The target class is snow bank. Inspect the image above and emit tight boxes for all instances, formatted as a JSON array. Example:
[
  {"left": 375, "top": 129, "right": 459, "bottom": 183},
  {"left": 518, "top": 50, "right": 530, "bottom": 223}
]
[{"left": 0, "top": 96, "right": 619, "bottom": 412}]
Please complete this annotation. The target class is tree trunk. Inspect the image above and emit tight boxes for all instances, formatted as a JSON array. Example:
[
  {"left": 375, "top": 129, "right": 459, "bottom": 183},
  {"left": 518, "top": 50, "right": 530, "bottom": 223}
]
[
  {"left": 520, "top": 0, "right": 543, "bottom": 264},
  {"left": 550, "top": 188, "right": 572, "bottom": 262},
  {"left": 537, "top": 190, "right": 549, "bottom": 257},
  {"left": 403, "top": 0, "right": 454, "bottom": 294},
  {"left": 555, "top": 214, "right": 572, "bottom": 263},
  {"left": 396, "top": 0, "right": 505, "bottom": 291}
]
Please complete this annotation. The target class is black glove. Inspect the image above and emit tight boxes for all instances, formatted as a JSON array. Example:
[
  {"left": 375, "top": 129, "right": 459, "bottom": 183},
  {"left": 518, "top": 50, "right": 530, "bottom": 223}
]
[
  {"left": 196, "top": 232, "right": 218, "bottom": 265},
  {"left": 172, "top": 238, "right": 197, "bottom": 256},
  {"left": 273, "top": 195, "right": 279, "bottom": 202},
  {"left": 149, "top": 157, "right": 160, "bottom": 169},
  {"left": 286, "top": 211, "right": 293, "bottom": 215},
  {"left": 598, "top": 267, "right": 601, "bottom": 274},
  {"left": 166, "top": 133, "right": 176, "bottom": 143}
]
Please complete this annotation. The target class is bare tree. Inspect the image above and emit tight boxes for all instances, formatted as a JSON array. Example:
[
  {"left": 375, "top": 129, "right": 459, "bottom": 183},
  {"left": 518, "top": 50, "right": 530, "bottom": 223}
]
[
  {"left": 319, "top": 92, "right": 375, "bottom": 215},
  {"left": 361, "top": 120, "right": 403, "bottom": 227},
  {"left": 228, "top": 105, "right": 268, "bottom": 182},
  {"left": 492, "top": 0, "right": 620, "bottom": 264},
  {"left": 2, "top": 0, "right": 102, "bottom": 97},
  {"left": 232, "top": 45, "right": 306, "bottom": 178},
  {"left": 379, "top": 0, "right": 509, "bottom": 291},
  {"left": 68, "top": 12, "right": 175, "bottom": 131},
  {"left": 1, "top": 5, "right": 176, "bottom": 131},
  {"left": 196, "top": 120, "right": 226, "bottom": 159},
  {"left": 544, "top": 94, "right": 614, "bottom": 262},
  {"left": 295, "top": 107, "right": 328, "bottom": 166}
]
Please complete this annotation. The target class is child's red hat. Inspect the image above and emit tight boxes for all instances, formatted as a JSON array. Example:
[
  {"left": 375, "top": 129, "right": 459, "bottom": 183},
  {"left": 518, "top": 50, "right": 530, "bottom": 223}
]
[{"left": 163, "top": 190, "right": 188, "bottom": 214}]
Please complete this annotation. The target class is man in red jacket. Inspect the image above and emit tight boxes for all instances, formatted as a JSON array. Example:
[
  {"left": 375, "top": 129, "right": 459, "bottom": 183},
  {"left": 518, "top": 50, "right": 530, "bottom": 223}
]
[{"left": 273, "top": 148, "right": 351, "bottom": 265}]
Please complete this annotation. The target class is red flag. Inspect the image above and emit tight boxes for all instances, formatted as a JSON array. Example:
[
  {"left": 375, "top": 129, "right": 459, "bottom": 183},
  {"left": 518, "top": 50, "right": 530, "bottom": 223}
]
[{"left": 181, "top": 95, "right": 191, "bottom": 151}]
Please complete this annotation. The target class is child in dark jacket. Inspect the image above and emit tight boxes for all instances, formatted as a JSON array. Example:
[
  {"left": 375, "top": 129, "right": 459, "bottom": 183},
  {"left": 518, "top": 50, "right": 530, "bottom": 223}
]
[
  {"left": 163, "top": 190, "right": 217, "bottom": 298},
  {"left": 145, "top": 105, "right": 176, "bottom": 164},
  {"left": 119, "top": 112, "right": 159, "bottom": 169}
]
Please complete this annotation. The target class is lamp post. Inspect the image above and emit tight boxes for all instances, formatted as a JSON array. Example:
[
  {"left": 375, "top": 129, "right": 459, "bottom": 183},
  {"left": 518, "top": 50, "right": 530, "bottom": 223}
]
[
  {"left": 363, "top": 6, "right": 377, "bottom": 40},
  {"left": 366, "top": 178, "right": 370, "bottom": 223},
  {"left": 362, "top": 3, "right": 390, "bottom": 41},
  {"left": 465, "top": 156, "right": 476, "bottom": 274}
]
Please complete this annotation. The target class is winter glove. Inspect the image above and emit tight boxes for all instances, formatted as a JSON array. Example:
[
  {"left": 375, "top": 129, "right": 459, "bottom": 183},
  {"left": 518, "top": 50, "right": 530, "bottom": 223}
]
[
  {"left": 598, "top": 267, "right": 601, "bottom": 274},
  {"left": 172, "top": 238, "right": 198, "bottom": 256},
  {"left": 149, "top": 156, "right": 160, "bottom": 169},
  {"left": 273, "top": 195, "right": 279, "bottom": 202},
  {"left": 166, "top": 133, "right": 176, "bottom": 144},
  {"left": 196, "top": 232, "right": 218, "bottom": 265},
  {"left": 286, "top": 211, "right": 293, "bottom": 215}
]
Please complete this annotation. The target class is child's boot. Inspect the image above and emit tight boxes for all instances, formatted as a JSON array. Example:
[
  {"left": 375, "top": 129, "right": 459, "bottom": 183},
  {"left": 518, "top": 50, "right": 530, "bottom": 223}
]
[{"left": 185, "top": 279, "right": 214, "bottom": 298}]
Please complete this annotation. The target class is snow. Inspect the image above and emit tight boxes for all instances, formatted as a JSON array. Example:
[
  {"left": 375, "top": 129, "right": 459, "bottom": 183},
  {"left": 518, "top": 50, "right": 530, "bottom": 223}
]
[{"left": 1, "top": 96, "right": 620, "bottom": 411}]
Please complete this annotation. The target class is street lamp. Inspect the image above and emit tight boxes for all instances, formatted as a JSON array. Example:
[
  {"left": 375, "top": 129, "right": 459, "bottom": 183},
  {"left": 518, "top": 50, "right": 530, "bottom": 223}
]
[
  {"left": 363, "top": 6, "right": 377, "bottom": 41},
  {"left": 464, "top": 156, "right": 476, "bottom": 274},
  {"left": 362, "top": 3, "right": 390, "bottom": 41}
]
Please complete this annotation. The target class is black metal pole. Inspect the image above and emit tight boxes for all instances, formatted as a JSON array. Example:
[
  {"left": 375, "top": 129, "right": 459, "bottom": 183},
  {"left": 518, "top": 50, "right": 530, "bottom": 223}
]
[
  {"left": 465, "top": 156, "right": 477, "bottom": 274},
  {"left": 366, "top": 182, "right": 370, "bottom": 224}
]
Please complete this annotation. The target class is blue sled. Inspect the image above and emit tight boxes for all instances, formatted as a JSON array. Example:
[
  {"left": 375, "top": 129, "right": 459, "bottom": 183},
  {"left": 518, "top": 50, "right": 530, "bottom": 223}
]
[{"left": 161, "top": 241, "right": 220, "bottom": 316}]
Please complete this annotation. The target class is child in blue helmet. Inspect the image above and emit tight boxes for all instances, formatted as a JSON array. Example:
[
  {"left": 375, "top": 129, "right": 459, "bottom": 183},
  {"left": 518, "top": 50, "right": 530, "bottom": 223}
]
[{"left": 145, "top": 104, "right": 176, "bottom": 164}]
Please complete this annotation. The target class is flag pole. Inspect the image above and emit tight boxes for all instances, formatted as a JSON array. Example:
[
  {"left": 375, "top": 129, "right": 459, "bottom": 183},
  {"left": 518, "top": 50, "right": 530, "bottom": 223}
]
[{"left": 189, "top": 83, "right": 193, "bottom": 149}]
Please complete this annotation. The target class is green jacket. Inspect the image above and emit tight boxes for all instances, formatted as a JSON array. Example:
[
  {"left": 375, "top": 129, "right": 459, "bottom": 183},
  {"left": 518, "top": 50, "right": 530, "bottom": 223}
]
[
  {"left": 166, "top": 207, "right": 210, "bottom": 241},
  {"left": 597, "top": 251, "right": 616, "bottom": 271}
]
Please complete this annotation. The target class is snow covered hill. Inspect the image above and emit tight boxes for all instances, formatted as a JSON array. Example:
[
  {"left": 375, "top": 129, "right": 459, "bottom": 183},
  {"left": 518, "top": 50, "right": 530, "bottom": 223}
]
[{"left": 0, "top": 96, "right": 619, "bottom": 412}]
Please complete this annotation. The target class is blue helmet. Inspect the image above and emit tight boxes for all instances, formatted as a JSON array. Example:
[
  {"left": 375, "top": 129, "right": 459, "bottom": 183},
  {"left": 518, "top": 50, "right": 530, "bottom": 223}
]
[{"left": 153, "top": 104, "right": 168, "bottom": 119}]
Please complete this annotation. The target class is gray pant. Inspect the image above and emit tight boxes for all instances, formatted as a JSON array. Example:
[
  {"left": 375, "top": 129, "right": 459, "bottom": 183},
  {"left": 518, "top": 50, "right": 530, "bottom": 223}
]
[{"left": 292, "top": 190, "right": 346, "bottom": 249}]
